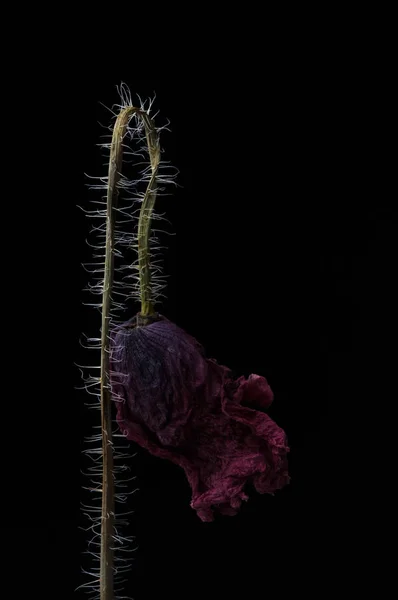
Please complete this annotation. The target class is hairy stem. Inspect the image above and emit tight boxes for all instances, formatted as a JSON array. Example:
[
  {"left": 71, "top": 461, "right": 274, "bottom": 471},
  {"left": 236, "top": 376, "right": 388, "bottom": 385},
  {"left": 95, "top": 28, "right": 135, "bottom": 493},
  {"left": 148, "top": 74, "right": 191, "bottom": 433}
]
[
  {"left": 100, "top": 106, "right": 159, "bottom": 600},
  {"left": 100, "top": 106, "right": 133, "bottom": 600},
  {"left": 137, "top": 112, "right": 160, "bottom": 317}
]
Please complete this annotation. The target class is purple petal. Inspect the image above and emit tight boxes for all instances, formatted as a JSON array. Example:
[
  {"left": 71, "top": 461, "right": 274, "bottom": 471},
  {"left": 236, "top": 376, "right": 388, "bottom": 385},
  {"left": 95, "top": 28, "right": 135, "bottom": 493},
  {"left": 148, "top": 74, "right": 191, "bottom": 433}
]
[{"left": 110, "top": 315, "right": 289, "bottom": 521}]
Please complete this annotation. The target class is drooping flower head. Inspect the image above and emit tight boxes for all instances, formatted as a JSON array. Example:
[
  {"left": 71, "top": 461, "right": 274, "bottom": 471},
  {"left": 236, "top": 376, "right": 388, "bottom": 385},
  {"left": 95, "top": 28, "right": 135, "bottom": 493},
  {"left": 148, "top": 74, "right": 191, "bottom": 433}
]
[{"left": 110, "top": 312, "right": 289, "bottom": 522}]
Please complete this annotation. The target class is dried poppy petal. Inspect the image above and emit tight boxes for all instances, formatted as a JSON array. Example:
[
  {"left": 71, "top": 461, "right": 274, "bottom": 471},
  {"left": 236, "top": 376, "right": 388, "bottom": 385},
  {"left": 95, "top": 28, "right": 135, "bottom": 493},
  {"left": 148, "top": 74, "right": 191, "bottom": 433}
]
[{"left": 110, "top": 314, "right": 290, "bottom": 522}]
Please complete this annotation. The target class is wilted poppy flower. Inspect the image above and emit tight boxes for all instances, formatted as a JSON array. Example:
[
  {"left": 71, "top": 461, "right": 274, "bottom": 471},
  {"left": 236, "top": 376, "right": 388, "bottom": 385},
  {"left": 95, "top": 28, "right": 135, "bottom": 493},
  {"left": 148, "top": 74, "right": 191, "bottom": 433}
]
[{"left": 110, "top": 313, "right": 289, "bottom": 522}]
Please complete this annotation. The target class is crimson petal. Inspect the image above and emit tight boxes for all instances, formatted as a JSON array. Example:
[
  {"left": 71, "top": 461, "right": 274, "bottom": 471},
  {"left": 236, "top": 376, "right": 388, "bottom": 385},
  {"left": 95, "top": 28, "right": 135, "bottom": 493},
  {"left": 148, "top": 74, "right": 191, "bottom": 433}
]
[{"left": 110, "top": 315, "right": 290, "bottom": 522}]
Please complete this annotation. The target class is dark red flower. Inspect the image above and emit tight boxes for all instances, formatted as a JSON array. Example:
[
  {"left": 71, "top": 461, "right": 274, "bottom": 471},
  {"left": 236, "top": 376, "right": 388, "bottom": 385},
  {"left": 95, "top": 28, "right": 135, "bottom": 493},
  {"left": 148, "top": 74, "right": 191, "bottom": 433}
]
[{"left": 110, "top": 314, "right": 289, "bottom": 522}]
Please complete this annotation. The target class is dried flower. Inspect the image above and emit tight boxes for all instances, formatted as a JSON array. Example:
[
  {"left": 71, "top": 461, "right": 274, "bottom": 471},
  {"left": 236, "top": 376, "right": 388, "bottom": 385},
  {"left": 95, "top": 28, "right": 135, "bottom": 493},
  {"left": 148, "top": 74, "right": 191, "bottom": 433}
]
[{"left": 110, "top": 313, "right": 289, "bottom": 522}]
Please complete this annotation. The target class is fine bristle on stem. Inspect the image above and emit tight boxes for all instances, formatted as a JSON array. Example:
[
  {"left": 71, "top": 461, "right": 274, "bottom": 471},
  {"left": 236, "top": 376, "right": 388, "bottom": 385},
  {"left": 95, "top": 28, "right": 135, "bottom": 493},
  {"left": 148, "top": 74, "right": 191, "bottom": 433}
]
[{"left": 100, "top": 105, "right": 160, "bottom": 600}]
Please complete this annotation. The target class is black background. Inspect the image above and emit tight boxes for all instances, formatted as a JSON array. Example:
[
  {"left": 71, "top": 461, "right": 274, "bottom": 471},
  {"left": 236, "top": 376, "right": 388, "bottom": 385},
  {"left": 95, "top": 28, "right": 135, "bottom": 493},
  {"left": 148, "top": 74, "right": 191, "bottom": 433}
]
[{"left": 4, "top": 72, "right": 387, "bottom": 598}]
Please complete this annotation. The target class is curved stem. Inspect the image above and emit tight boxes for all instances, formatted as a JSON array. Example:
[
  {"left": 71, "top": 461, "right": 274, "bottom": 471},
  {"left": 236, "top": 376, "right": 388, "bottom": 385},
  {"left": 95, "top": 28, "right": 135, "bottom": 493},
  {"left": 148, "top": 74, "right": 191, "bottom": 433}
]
[
  {"left": 100, "top": 106, "right": 159, "bottom": 600},
  {"left": 137, "top": 112, "right": 160, "bottom": 316}
]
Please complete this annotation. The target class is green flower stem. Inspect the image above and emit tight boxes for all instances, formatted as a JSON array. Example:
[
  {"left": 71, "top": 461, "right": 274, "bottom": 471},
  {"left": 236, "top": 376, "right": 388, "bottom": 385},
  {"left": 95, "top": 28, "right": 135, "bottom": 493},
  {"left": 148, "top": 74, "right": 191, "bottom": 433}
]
[
  {"left": 137, "top": 111, "right": 160, "bottom": 317},
  {"left": 100, "top": 106, "right": 159, "bottom": 600}
]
